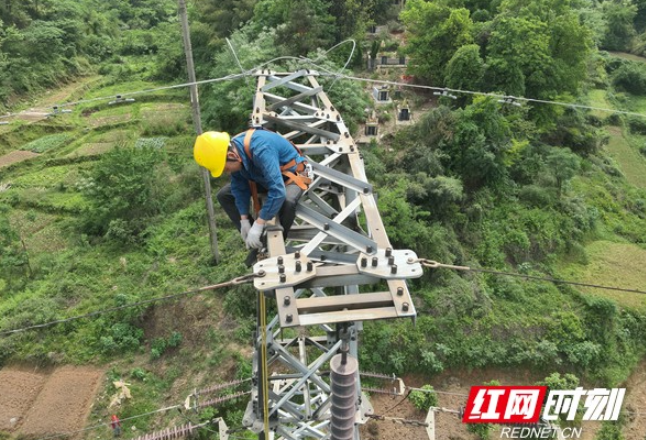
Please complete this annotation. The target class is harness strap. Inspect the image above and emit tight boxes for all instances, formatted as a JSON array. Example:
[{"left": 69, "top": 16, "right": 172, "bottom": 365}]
[
  {"left": 242, "top": 130, "right": 262, "bottom": 215},
  {"left": 242, "top": 129, "right": 312, "bottom": 215}
]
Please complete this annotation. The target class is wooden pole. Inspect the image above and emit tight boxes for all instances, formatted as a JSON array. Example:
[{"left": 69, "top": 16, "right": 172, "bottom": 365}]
[{"left": 178, "top": 0, "right": 220, "bottom": 264}]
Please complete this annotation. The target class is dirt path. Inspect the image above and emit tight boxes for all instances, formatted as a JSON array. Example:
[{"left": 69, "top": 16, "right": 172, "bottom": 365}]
[
  {"left": 33, "top": 76, "right": 102, "bottom": 109},
  {"left": 0, "top": 366, "right": 104, "bottom": 437},
  {"left": 4, "top": 76, "right": 101, "bottom": 124}
]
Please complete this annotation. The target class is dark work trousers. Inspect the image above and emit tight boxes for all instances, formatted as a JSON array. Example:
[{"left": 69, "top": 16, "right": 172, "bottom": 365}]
[{"left": 216, "top": 182, "right": 304, "bottom": 239}]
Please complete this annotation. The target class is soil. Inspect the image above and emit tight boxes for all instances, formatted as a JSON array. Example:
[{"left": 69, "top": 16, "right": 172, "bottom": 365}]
[
  {"left": 0, "top": 366, "right": 103, "bottom": 437},
  {"left": 0, "top": 150, "right": 39, "bottom": 168},
  {"left": 89, "top": 113, "right": 132, "bottom": 128},
  {"left": 363, "top": 365, "right": 646, "bottom": 440},
  {"left": 1, "top": 360, "right": 645, "bottom": 439},
  {"left": 623, "top": 359, "right": 646, "bottom": 440},
  {"left": 0, "top": 369, "right": 46, "bottom": 432}
]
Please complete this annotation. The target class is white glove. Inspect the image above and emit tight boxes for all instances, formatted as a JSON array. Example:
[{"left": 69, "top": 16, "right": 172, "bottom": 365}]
[
  {"left": 240, "top": 218, "right": 252, "bottom": 241},
  {"left": 245, "top": 222, "right": 264, "bottom": 249}
]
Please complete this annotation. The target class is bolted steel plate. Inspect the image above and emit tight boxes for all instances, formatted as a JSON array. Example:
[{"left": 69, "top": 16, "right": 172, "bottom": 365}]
[
  {"left": 356, "top": 248, "right": 423, "bottom": 279},
  {"left": 253, "top": 253, "right": 319, "bottom": 290}
]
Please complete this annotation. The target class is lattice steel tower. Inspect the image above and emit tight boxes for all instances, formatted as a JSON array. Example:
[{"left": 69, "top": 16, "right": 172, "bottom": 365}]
[{"left": 240, "top": 70, "right": 422, "bottom": 440}]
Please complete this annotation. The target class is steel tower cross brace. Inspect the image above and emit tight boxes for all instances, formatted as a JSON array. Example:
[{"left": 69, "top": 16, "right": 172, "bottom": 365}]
[{"left": 243, "top": 70, "right": 422, "bottom": 440}]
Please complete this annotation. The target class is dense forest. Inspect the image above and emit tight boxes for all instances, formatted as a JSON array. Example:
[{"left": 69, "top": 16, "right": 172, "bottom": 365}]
[{"left": 1, "top": 0, "right": 646, "bottom": 439}]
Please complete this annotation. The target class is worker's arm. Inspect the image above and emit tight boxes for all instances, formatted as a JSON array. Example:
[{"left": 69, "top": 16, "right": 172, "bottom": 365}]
[
  {"left": 253, "top": 144, "right": 286, "bottom": 221},
  {"left": 230, "top": 171, "right": 251, "bottom": 218}
]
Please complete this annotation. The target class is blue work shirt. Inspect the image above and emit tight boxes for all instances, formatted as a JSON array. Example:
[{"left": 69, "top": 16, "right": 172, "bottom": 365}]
[{"left": 230, "top": 129, "right": 305, "bottom": 221}]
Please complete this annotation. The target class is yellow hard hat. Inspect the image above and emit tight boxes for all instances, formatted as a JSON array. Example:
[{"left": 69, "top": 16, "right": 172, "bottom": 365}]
[{"left": 193, "top": 131, "right": 231, "bottom": 177}]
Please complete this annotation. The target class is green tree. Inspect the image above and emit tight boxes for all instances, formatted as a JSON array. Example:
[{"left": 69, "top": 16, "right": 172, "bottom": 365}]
[
  {"left": 635, "top": 0, "right": 646, "bottom": 33},
  {"left": 546, "top": 147, "right": 580, "bottom": 197},
  {"left": 253, "top": 0, "right": 336, "bottom": 56},
  {"left": 579, "top": 0, "right": 609, "bottom": 47},
  {"left": 602, "top": 0, "right": 637, "bottom": 51},
  {"left": 538, "top": 372, "right": 579, "bottom": 391},
  {"left": 0, "top": 205, "right": 31, "bottom": 289},
  {"left": 194, "top": 0, "right": 256, "bottom": 42},
  {"left": 401, "top": 0, "right": 474, "bottom": 83},
  {"left": 445, "top": 44, "right": 485, "bottom": 92},
  {"left": 484, "top": 16, "right": 552, "bottom": 97},
  {"left": 275, "top": 0, "right": 336, "bottom": 56},
  {"left": 483, "top": 0, "right": 591, "bottom": 122},
  {"left": 81, "top": 145, "right": 171, "bottom": 243},
  {"left": 325, "top": 0, "right": 369, "bottom": 40},
  {"left": 440, "top": 97, "right": 512, "bottom": 191},
  {"left": 201, "top": 26, "right": 279, "bottom": 131}
]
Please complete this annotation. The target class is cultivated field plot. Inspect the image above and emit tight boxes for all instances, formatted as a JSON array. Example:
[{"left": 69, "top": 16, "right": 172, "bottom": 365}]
[
  {"left": 605, "top": 128, "right": 646, "bottom": 189},
  {"left": 65, "top": 142, "right": 116, "bottom": 157},
  {"left": 0, "top": 366, "right": 104, "bottom": 436},
  {"left": 86, "top": 108, "right": 134, "bottom": 128},
  {"left": 0, "top": 369, "right": 46, "bottom": 432},
  {"left": 9, "top": 209, "right": 69, "bottom": 253},
  {"left": 563, "top": 241, "right": 646, "bottom": 310},
  {"left": 0, "top": 150, "right": 39, "bottom": 168}
]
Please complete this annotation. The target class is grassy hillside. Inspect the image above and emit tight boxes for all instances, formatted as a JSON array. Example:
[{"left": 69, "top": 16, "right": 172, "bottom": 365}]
[{"left": 2, "top": 1, "right": 646, "bottom": 439}]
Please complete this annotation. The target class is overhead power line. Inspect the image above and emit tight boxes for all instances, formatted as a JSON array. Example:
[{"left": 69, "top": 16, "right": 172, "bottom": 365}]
[
  {"left": 0, "top": 274, "right": 256, "bottom": 336},
  {"left": 2, "top": 255, "right": 644, "bottom": 337},
  {"left": 2, "top": 46, "right": 644, "bottom": 123},
  {"left": 35, "top": 379, "right": 251, "bottom": 440},
  {"left": 0, "top": 73, "right": 245, "bottom": 121},
  {"left": 36, "top": 404, "right": 184, "bottom": 440},
  {"left": 326, "top": 73, "right": 646, "bottom": 119},
  {"left": 415, "top": 259, "right": 646, "bottom": 295}
]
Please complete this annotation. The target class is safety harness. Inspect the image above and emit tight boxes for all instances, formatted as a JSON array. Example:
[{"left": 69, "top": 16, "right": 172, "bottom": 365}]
[{"left": 242, "top": 129, "right": 311, "bottom": 216}]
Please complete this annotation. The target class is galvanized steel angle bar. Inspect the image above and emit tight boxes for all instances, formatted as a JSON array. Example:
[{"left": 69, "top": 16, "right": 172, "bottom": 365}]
[
  {"left": 269, "top": 341, "right": 332, "bottom": 393},
  {"left": 291, "top": 421, "right": 329, "bottom": 438},
  {"left": 297, "top": 307, "right": 399, "bottom": 326},
  {"left": 308, "top": 161, "right": 372, "bottom": 194},
  {"left": 251, "top": 74, "right": 267, "bottom": 126},
  {"left": 299, "top": 196, "right": 362, "bottom": 257},
  {"left": 264, "top": 115, "right": 341, "bottom": 141},
  {"left": 263, "top": 70, "right": 314, "bottom": 93},
  {"left": 269, "top": 351, "right": 331, "bottom": 396},
  {"left": 276, "top": 426, "right": 304, "bottom": 440},
  {"left": 297, "top": 203, "right": 376, "bottom": 256},
  {"left": 268, "top": 87, "right": 323, "bottom": 111},
  {"left": 387, "top": 279, "right": 417, "bottom": 318},
  {"left": 264, "top": 92, "right": 320, "bottom": 115},
  {"left": 268, "top": 340, "right": 341, "bottom": 416},
  {"left": 300, "top": 249, "right": 358, "bottom": 265},
  {"left": 267, "top": 389, "right": 303, "bottom": 419}
]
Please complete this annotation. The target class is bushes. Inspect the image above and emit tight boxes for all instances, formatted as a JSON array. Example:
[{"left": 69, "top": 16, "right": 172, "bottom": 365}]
[
  {"left": 627, "top": 116, "right": 646, "bottom": 134},
  {"left": 408, "top": 385, "right": 438, "bottom": 410},
  {"left": 80, "top": 144, "right": 173, "bottom": 243},
  {"left": 150, "top": 331, "right": 182, "bottom": 359},
  {"left": 612, "top": 62, "right": 646, "bottom": 95}
]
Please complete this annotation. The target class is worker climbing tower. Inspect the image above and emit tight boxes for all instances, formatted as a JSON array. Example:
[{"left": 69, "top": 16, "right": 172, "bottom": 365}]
[{"left": 241, "top": 69, "right": 422, "bottom": 440}]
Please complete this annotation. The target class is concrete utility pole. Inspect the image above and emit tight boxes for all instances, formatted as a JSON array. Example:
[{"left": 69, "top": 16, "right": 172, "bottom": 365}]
[{"left": 178, "top": 0, "right": 220, "bottom": 264}]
